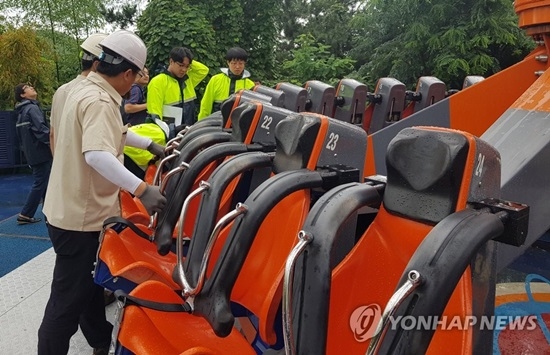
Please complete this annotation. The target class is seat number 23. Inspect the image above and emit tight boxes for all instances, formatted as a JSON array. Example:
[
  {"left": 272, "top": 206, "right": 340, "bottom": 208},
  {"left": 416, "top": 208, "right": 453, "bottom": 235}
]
[{"left": 326, "top": 132, "right": 339, "bottom": 151}]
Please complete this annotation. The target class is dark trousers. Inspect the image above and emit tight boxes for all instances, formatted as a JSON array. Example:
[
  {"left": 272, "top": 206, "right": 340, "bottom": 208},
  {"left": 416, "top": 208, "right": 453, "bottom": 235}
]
[
  {"left": 183, "top": 101, "right": 197, "bottom": 126},
  {"left": 20, "top": 160, "right": 51, "bottom": 217},
  {"left": 38, "top": 224, "right": 113, "bottom": 355}
]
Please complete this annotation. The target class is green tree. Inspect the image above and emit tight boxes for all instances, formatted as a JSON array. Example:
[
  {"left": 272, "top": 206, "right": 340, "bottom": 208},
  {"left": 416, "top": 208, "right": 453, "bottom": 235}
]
[
  {"left": 279, "top": 0, "right": 306, "bottom": 42},
  {"left": 275, "top": 0, "right": 309, "bottom": 77},
  {"left": 0, "top": 26, "right": 56, "bottom": 109},
  {"left": 239, "top": 0, "right": 279, "bottom": 83},
  {"left": 282, "top": 33, "right": 355, "bottom": 86},
  {"left": 350, "top": 0, "right": 534, "bottom": 89},
  {"left": 137, "top": 0, "right": 218, "bottom": 78},
  {"left": 38, "top": 29, "right": 81, "bottom": 86},
  {"left": 0, "top": 15, "right": 7, "bottom": 35},
  {"left": 297, "top": 0, "right": 357, "bottom": 57},
  {"left": 100, "top": 3, "right": 138, "bottom": 29},
  {"left": 274, "top": 0, "right": 359, "bottom": 85},
  {"left": 1, "top": 0, "right": 106, "bottom": 84},
  {"left": 188, "top": 0, "right": 244, "bottom": 63},
  {"left": 183, "top": 0, "right": 279, "bottom": 84}
]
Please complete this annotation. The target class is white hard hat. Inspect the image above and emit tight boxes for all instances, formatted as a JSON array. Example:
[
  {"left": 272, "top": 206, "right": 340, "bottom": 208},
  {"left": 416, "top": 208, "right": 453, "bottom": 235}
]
[
  {"left": 99, "top": 30, "right": 147, "bottom": 70},
  {"left": 80, "top": 33, "right": 108, "bottom": 59}
]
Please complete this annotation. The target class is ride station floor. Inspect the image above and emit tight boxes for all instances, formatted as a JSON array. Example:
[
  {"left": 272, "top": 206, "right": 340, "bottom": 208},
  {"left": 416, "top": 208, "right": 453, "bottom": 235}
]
[
  {"left": 0, "top": 172, "right": 117, "bottom": 355},
  {"left": 1, "top": 171, "right": 549, "bottom": 354}
]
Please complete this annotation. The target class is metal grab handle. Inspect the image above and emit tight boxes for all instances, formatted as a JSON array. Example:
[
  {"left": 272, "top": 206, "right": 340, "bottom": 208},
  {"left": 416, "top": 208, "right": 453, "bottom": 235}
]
[
  {"left": 175, "top": 181, "right": 211, "bottom": 260},
  {"left": 163, "top": 140, "right": 181, "bottom": 157},
  {"left": 282, "top": 230, "right": 314, "bottom": 355},
  {"left": 178, "top": 202, "right": 248, "bottom": 299},
  {"left": 366, "top": 270, "right": 423, "bottom": 355},
  {"left": 173, "top": 181, "right": 211, "bottom": 290},
  {"left": 152, "top": 150, "right": 181, "bottom": 187},
  {"left": 149, "top": 161, "right": 189, "bottom": 229},
  {"left": 160, "top": 162, "right": 189, "bottom": 194},
  {"left": 165, "top": 130, "right": 186, "bottom": 149}
]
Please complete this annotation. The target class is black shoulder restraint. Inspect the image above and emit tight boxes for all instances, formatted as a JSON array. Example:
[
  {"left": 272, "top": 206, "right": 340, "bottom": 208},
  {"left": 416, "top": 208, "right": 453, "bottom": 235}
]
[
  {"left": 114, "top": 289, "right": 192, "bottom": 313},
  {"left": 103, "top": 216, "right": 153, "bottom": 242}
]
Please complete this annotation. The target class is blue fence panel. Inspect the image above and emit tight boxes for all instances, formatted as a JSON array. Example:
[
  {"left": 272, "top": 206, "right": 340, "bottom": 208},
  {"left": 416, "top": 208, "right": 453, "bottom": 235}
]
[{"left": 0, "top": 111, "right": 17, "bottom": 169}]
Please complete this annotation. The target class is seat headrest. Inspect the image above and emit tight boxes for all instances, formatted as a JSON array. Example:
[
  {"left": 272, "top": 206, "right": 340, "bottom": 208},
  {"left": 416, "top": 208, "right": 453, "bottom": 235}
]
[
  {"left": 230, "top": 102, "right": 261, "bottom": 143},
  {"left": 304, "top": 80, "right": 335, "bottom": 115},
  {"left": 276, "top": 82, "right": 308, "bottom": 112},
  {"left": 272, "top": 113, "right": 321, "bottom": 173},
  {"left": 384, "top": 127, "right": 469, "bottom": 224},
  {"left": 253, "top": 85, "right": 286, "bottom": 107}
]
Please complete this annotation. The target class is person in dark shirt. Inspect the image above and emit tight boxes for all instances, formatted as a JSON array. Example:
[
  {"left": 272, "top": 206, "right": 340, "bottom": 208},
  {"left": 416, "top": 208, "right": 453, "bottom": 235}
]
[
  {"left": 123, "top": 66, "right": 149, "bottom": 126},
  {"left": 14, "top": 83, "right": 53, "bottom": 224}
]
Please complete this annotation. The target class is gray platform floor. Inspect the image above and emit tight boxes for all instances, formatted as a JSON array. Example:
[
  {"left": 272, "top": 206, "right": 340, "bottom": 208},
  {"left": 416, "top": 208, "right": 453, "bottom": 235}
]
[{"left": 0, "top": 248, "right": 117, "bottom": 355}]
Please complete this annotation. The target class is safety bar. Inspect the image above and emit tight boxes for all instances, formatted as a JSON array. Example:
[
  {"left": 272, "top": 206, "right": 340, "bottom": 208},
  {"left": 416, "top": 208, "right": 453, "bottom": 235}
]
[
  {"left": 160, "top": 162, "right": 190, "bottom": 194},
  {"left": 366, "top": 270, "right": 423, "bottom": 355},
  {"left": 160, "top": 161, "right": 189, "bottom": 192},
  {"left": 163, "top": 139, "right": 182, "bottom": 156},
  {"left": 171, "top": 182, "right": 210, "bottom": 289},
  {"left": 368, "top": 208, "right": 520, "bottom": 354},
  {"left": 177, "top": 203, "right": 248, "bottom": 299},
  {"left": 166, "top": 129, "right": 187, "bottom": 147},
  {"left": 283, "top": 230, "right": 314, "bottom": 355},
  {"left": 152, "top": 150, "right": 181, "bottom": 187},
  {"left": 149, "top": 161, "right": 190, "bottom": 228}
]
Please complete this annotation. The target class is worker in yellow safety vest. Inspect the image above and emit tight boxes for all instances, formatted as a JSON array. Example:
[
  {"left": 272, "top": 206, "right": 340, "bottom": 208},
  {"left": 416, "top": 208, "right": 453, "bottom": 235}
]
[
  {"left": 198, "top": 47, "right": 255, "bottom": 120},
  {"left": 124, "top": 47, "right": 208, "bottom": 177},
  {"left": 147, "top": 46, "right": 209, "bottom": 134}
]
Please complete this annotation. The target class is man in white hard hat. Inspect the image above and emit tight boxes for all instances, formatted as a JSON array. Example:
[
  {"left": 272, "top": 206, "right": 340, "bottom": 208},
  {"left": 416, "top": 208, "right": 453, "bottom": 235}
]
[
  {"left": 38, "top": 30, "right": 167, "bottom": 355},
  {"left": 49, "top": 33, "right": 107, "bottom": 154}
]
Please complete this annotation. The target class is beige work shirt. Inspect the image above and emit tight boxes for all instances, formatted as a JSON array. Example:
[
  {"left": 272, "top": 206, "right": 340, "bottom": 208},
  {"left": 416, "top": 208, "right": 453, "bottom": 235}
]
[
  {"left": 43, "top": 72, "right": 126, "bottom": 231},
  {"left": 50, "top": 74, "right": 86, "bottom": 143}
]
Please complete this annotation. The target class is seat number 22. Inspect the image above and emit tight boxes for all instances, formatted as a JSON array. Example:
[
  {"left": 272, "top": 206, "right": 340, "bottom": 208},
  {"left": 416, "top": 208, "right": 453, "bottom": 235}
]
[{"left": 261, "top": 115, "right": 273, "bottom": 130}]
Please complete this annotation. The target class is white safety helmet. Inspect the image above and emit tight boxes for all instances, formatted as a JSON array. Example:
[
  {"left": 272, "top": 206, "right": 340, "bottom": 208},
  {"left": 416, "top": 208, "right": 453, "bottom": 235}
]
[
  {"left": 99, "top": 30, "right": 147, "bottom": 70},
  {"left": 80, "top": 33, "right": 108, "bottom": 60}
]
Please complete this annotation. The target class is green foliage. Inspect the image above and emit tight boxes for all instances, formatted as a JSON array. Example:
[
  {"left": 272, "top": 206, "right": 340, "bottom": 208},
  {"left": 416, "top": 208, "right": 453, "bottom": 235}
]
[
  {"left": 181, "top": 0, "right": 279, "bottom": 84},
  {"left": 239, "top": 0, "right": 279, "bottom": 83},
  {"left": 0, "top": 15, "right": 7, "bottom": 35},
  {"left": 187, "top": 0, "right": 244, "bottom": 65},
  {"left": 298, "top": 0, "right": 357, "bottom": 57},
  {"left": 37, "top": 29, "right": 81, "bottom": 86},
  {"left": 100, "top": 3, "right": 138, "bottom": 29},
  {"left": 0, "top": 0, "right": 107, "bottom": 86},
  {"left": 137, "top": 0, "right": 218, "bottom": 77},
  {"left": 282, "top": 34, "right": 355, "bottom": 86},
  {"left": 0, "top": 0, "right": 538, "bottom": 106},
  {"left": 0, "top": 26, "right": 55, "bottom": 109},
  {"left": 350, "top": 0, "right": 534, "bottom": 89},
  {"left": 1, "top": 0, "right": 105, "bottom": 37}
]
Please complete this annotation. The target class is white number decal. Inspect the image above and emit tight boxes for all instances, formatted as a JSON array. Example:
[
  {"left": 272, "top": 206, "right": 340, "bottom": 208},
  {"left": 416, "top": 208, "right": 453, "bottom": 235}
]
[
  {"left": 475, "top": 153, "right": 485, "bottom": 176},
  {"left": 326, "top": 132, "right": 339, "bottom": 151},
  {"left": 261, "top": 115, "right": 273, "bottom": 130}
]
